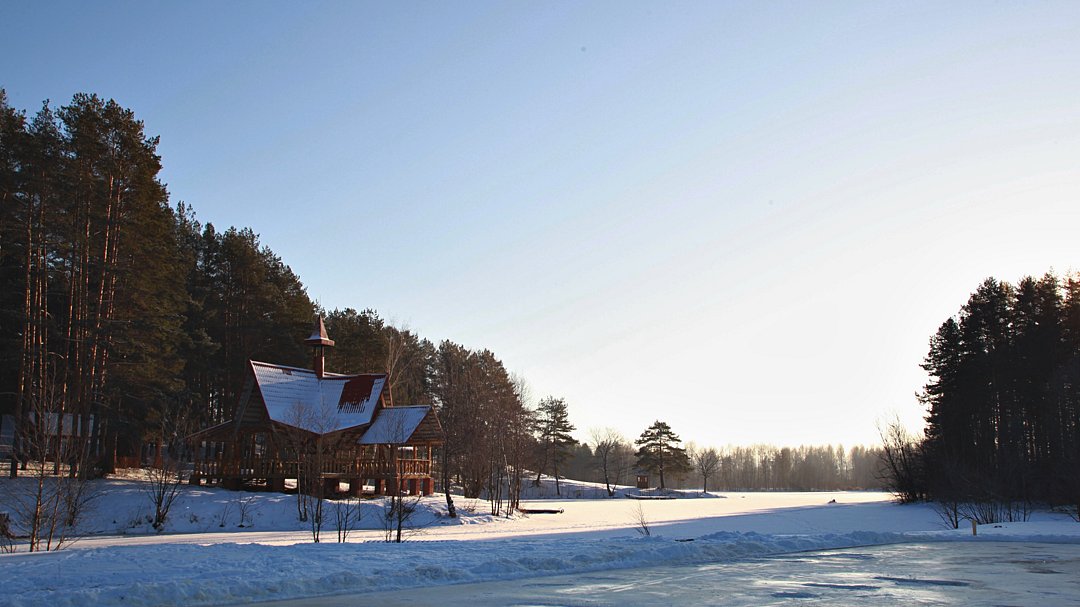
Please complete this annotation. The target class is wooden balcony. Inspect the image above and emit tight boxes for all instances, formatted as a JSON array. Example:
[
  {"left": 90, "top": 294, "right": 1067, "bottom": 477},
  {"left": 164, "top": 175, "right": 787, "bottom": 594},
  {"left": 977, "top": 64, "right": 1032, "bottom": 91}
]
[{"left": 192, "top": 456, "right": 431, "bottom": 482}]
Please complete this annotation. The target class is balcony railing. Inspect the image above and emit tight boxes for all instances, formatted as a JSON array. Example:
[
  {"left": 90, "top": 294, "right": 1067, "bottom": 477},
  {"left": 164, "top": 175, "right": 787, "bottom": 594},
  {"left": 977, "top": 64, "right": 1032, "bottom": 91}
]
[{"left": 193, "top": 457, "right": 431, "bottom": 479}]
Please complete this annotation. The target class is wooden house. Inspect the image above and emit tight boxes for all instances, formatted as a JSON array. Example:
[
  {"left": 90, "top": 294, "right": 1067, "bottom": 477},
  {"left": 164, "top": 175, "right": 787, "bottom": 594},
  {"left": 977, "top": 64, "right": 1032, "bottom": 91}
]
[{"left": 189, "top": 319, "right": 442, "bottom": 496}]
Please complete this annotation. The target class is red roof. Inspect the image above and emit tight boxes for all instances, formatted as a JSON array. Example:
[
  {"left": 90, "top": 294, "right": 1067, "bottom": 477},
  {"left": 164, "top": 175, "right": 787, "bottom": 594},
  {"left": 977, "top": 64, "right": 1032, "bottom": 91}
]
[{"left": 339, "top": 375, "right": 379, "bottom": 414}]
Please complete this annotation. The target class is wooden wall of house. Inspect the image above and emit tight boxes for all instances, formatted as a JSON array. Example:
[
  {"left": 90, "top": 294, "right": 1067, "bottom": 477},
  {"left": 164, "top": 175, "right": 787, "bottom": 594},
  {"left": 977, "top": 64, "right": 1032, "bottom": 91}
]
[
  {"left": 238, "top": 384, "right": 268, "bottom": 427},
  {"left": 409, "top": 411, "right": 443, "bottom": 444}
]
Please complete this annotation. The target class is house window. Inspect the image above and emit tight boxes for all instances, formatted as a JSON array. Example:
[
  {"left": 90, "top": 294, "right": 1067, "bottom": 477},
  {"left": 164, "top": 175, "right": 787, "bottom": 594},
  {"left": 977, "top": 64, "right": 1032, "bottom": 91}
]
[{"left": 253, "top": 433, "right": 267, "bottom": 458}]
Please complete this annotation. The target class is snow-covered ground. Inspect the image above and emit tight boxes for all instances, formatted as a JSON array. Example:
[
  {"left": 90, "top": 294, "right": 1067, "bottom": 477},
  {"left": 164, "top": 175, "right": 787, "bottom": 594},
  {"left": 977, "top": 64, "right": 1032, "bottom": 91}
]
[{"left": 1, "top": 473, "right": 1078, "bottom": 606}]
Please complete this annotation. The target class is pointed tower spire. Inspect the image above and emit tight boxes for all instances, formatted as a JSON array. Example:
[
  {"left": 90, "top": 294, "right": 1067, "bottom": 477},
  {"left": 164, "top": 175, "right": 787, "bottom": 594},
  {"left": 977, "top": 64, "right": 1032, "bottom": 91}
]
[{"left": 305, "top": 316, "right": 335, "bottom": 378}]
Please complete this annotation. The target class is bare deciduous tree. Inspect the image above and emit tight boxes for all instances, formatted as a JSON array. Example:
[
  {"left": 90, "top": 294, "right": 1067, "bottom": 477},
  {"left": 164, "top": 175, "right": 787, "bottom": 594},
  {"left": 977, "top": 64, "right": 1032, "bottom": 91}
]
[
  {"left": 383, "top": 322, "right": 410, "bottom": 406},
  {"left": 0, "top": 512, "right": 14, "bottom": 553},
  {"left": 630, "top": 500, "right": 651, "bottom": 536},
  {"left": 235, "top": 494, "right": 259, "bottom": 528},
  {"left": 503, "top": 373, "right": 535, "bottom": 515},
  {"left": 3, "top": 367, "right": 97, "bottom": 551},
  {"left": 382, "top": 411, "right": 422, "bottom": 543},
  {"left": 282, "top": 400, "right": 348, "bottom": 542},
  {"left": 687, "top": 443, "right": 721, "bottom": 493},
  {"left": 332, "top": 495, "right": 362, "bottom": 543},
  {"left": 143, "top": 462, "right": 185, "bottom": 532},
  {"left": 143, "top": 407, "right": 193, "bottom": 531},
  {"left": 383, "top": 492, "right": 422, "bottom": 543},
  {"left": 878, "top": 416, "right": 925, "bottom": 503},
  {"left": 433, "top": 342, "right": 533, "bottom": 518},
  {"left": 590, "top": 427, "right": 630, "bottom": 497}
]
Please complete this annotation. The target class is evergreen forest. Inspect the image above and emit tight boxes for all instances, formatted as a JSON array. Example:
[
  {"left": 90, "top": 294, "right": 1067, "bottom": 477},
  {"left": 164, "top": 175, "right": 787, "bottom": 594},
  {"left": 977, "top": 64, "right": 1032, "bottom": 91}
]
[{"left": 885, "top": 273, "right": 1080, "bottom": 520}]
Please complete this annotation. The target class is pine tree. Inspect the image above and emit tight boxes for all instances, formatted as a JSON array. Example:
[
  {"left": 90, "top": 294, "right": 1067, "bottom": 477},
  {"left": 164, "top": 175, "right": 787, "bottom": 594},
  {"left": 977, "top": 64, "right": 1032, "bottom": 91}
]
[
  {"left": 324, "top": 308, "right": 387, "bottom": 374},
  {"left": 198, "top": 225, "right": 314, "bottom": 422},
  {"left": 635, "top": 420, "right": 690, "bottom": 490},
  {"left": 535, "top": 396, "right": 575, "bottom": 496}
]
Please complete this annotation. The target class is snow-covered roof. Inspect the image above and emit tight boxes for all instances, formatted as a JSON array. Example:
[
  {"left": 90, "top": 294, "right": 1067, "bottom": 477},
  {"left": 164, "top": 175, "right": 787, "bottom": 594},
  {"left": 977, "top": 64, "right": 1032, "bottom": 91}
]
[
  {"left": 251, "top": 361, "right": 384, "bottom": 434},
  {"left": 358, "top": 406, "right": 431, "bottom": 444}
]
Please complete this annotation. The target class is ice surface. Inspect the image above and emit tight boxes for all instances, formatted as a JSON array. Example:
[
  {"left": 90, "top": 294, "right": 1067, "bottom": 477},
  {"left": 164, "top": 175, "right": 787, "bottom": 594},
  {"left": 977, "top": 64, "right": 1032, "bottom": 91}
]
[{"left": 327, "top": 542, "right": 1080, "bottom": 607}]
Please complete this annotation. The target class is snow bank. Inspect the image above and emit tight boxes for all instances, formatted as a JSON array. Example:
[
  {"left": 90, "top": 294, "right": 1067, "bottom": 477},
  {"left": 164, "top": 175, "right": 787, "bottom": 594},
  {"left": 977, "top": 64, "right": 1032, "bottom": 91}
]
[
  {"left": 0, "top": 531, "right": 914, "bottom": 607},
  {"left": 4, "top": 524, "right": 1079, "bottom": 606},
  {"left": 0, "top": 476, "right": 500, "bottom": 539}
]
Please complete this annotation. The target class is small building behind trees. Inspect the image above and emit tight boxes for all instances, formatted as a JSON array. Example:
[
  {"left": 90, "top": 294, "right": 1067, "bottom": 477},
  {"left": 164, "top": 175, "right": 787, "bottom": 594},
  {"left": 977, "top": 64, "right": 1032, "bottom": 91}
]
[{"left": 188, "top": 319, "right": 442, "bottom": 496}]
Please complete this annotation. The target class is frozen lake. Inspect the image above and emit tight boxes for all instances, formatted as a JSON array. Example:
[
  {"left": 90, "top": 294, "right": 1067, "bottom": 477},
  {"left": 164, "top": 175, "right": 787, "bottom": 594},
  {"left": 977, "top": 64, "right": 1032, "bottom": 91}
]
[
  {"left": 5, "top": 481, "right": 1080, "bottom": 606},
  {"left": 253, "top": 542, "right": 1080, "bottom": 606}
]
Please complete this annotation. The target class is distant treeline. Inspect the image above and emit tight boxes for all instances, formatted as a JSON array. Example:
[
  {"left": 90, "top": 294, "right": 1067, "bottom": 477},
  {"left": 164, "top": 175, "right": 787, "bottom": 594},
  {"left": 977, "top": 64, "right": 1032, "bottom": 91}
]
[
  {"left": 561, "top": 442, "right": 883, "bottom": 492},
  {"left": 883, "top": 273, "right": 1080, "bottom": 519}
]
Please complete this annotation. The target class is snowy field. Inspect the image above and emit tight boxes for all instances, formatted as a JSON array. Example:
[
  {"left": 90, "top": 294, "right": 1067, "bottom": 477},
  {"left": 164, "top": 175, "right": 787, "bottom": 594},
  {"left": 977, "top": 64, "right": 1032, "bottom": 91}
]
[{"left": 1, "top": 474, "right": 1079, "bottom": 606}]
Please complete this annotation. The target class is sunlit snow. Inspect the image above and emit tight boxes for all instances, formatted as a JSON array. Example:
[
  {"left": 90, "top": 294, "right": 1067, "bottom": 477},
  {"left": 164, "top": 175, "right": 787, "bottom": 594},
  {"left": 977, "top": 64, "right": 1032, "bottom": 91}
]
[{"left": 1, "top": 474, "right": 1078, "bottom": 606}]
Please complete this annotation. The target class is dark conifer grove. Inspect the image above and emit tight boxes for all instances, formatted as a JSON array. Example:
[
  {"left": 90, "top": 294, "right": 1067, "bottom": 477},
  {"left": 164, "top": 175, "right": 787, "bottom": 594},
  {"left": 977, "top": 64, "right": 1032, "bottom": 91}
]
[
  {"left": 0, "top": 92, "right": 318, "bottom": 475},
  {"left": 913, "top": 273, "right": 1080, "bottom": 514}
]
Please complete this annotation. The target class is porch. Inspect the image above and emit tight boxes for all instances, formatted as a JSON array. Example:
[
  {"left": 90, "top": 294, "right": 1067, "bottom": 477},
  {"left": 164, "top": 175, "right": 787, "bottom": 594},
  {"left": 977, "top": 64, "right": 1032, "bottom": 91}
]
[{"left": 189, "top": 455, "right": 435, "bottom": 496}]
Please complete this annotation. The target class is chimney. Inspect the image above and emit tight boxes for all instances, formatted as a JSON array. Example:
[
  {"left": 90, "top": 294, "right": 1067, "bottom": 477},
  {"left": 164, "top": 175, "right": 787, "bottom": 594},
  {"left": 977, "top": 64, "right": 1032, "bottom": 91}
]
[{"left": 304, "top": 316, "right": 335, "bottom": 378}]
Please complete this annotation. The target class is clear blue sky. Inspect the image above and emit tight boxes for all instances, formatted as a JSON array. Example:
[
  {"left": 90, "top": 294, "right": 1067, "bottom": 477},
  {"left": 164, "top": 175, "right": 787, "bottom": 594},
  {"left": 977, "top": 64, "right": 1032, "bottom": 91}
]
[{"left": 5, "top": 1, "right": 1080, "bottom": 447}]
